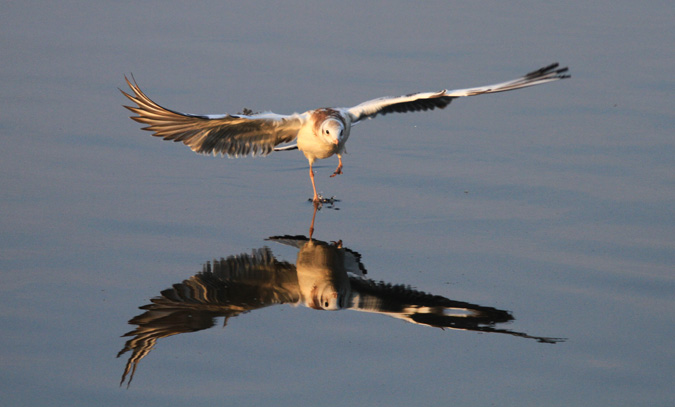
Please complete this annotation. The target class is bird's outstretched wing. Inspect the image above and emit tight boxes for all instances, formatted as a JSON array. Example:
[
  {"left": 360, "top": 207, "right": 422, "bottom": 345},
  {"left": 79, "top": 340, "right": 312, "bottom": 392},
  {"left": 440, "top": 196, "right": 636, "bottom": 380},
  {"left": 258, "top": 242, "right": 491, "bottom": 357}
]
[
  {"left": 121, "top": 76, "right": 306, "bottom": 157},
  {"left": 347, "top": 63, "right": 569, "bottom": 123}
]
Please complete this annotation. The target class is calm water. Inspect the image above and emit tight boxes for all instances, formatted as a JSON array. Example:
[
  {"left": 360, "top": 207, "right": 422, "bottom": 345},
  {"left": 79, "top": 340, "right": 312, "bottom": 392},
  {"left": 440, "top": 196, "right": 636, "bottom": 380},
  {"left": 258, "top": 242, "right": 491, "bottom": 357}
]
[{"left": 1, "top": 1, "right": 673, "bottom": 406}]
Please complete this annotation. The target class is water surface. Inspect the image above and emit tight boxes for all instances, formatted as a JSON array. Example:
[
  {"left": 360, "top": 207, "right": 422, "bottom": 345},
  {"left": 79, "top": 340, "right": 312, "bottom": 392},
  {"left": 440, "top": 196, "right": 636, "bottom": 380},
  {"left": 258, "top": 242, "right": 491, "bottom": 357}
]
[{"left": 1, "top": 1, "right": 673, "bottom": 406}]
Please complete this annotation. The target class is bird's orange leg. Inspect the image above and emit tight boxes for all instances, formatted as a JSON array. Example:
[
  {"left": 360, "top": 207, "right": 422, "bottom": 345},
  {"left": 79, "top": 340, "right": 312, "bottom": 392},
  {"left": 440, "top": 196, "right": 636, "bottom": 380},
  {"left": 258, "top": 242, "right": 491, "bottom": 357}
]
[
  {"left": 309, "top": 163, "right": 320, "bottom": 203},
  {"left": 330, "top": 155, "right": 343, "bottom": 178}
]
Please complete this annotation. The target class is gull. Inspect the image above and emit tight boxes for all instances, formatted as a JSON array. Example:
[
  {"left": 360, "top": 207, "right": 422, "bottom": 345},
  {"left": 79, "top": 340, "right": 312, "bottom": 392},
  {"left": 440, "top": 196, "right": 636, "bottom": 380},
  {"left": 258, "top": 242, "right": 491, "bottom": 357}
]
[{"left": 121, "top": 63, "right": 569, "bottom": 202}]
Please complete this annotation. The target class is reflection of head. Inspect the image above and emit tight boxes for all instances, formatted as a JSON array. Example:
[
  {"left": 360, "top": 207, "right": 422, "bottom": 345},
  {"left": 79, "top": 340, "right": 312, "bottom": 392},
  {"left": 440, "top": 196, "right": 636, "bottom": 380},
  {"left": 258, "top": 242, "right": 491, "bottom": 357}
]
[
  {"left": 308, "top": 284, "right": 340, "bottom": 310},
  {"left": 295, "top": 239, "right": 352, "bottom": 311}
]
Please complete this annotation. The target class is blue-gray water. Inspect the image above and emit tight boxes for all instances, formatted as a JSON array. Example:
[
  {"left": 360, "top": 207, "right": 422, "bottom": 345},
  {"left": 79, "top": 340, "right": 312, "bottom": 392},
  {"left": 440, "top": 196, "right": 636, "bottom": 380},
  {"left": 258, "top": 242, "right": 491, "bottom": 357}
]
[{"left": 1, "top": 1, "right": 673, "bottom": 406}]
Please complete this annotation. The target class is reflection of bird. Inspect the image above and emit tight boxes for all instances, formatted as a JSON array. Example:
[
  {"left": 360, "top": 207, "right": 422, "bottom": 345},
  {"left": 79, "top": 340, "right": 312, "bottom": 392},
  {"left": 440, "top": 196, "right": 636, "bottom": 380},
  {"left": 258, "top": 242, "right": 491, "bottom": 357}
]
[
  {"left": 121, "top": 63, "right": 569, "bottom": 202},
  {"left": 118, "top": 237, "right": 564, "bottom": 387}
]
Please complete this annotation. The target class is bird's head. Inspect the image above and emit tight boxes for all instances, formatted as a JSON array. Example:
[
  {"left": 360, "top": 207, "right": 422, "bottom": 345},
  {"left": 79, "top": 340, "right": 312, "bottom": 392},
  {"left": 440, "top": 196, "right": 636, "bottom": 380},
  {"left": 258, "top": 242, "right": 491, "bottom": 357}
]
[{"left": 319, "top": 119, "right": 345, "bottom": 146}]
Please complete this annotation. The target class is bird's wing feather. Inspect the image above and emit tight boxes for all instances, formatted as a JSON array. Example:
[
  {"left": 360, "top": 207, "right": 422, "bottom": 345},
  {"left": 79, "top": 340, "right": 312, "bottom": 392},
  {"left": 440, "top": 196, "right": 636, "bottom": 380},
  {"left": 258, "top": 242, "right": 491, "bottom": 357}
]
[
  {"left": 443, "top": 62, "right": 570, "bottom": 97},
  {"left": 121, "top": 76, "right": 306, "bottom": 157},
  {"left": 347, "top": 63, "right": 569, "bottom": 123},
  {"left": 346, "top": 90, "right": 455, "bottom": 124}
]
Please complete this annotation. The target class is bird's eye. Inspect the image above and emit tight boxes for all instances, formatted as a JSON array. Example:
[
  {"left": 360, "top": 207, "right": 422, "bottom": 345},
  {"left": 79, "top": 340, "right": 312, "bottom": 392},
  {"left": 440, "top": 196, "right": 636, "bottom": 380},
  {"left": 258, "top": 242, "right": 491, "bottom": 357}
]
[{"left": 326, "top": 130, "right": 330, "bottom": 134}]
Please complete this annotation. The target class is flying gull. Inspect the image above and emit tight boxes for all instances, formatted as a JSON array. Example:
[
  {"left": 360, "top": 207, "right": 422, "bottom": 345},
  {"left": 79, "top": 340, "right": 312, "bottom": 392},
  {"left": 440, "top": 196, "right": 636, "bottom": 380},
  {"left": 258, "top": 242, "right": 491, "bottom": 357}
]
[{"left": 121, "top": 63, "right": 569, "bottom": 202}]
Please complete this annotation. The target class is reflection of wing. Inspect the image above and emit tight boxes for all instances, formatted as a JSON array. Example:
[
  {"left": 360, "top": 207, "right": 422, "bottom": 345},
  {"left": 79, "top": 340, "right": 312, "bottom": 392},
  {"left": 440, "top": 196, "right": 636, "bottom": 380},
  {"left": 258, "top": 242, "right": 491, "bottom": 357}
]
[
  {"left": 117, "top": 248, "right": 298, "bottom": 387},
  {"left": 347, "top": 278, "right": 565, "bottom": 343},
  {"left": 347, "top": 277, "right": 513, "bottom": 329},
  {"left": 121, "top": 76, "right": 305, "bottom": 157}
]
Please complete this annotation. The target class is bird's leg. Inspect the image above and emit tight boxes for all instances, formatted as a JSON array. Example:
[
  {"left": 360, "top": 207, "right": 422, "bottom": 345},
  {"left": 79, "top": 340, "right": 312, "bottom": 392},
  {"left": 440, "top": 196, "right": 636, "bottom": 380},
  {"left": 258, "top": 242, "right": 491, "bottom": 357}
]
[
  {"left": 330, "top": 155, "right": 343, "bottom": 178},
  {"left": 309, "top": 162, "right": 320, "bottom": 203}
]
